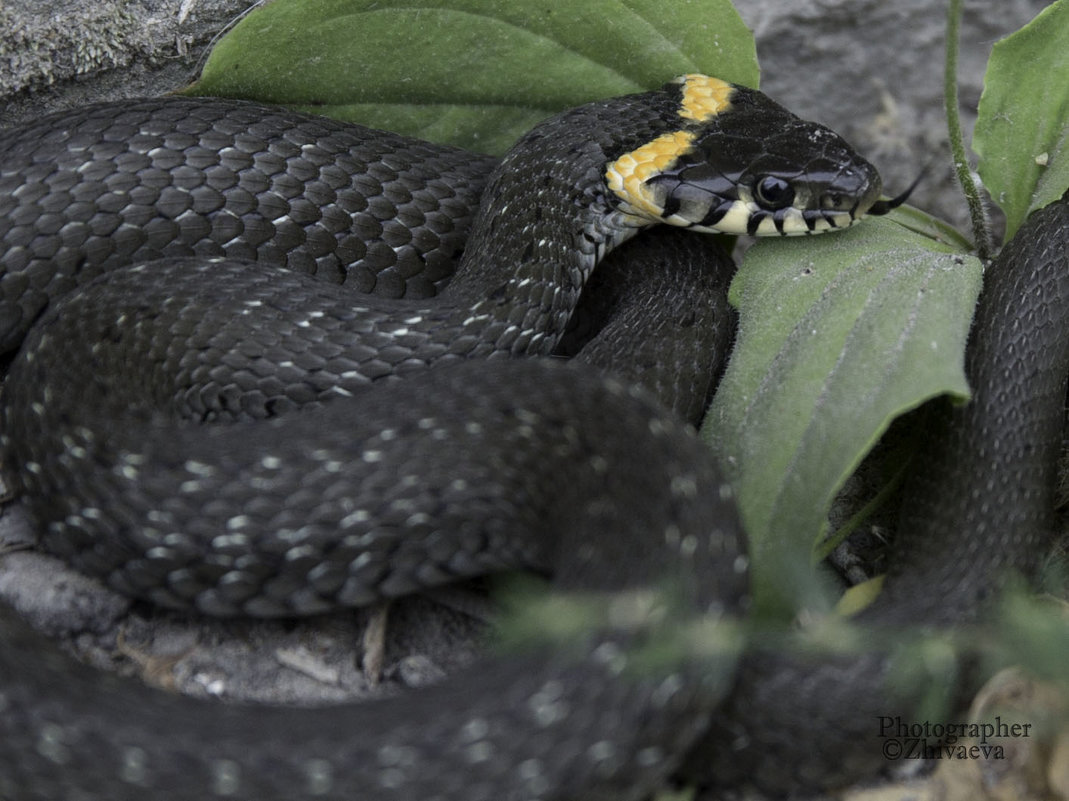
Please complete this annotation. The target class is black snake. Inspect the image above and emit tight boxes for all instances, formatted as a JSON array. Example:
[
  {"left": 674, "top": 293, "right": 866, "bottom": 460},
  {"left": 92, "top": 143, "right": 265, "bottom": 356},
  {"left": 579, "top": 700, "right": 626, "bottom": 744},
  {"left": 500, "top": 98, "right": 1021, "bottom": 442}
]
[{"left": 0, "top": 75, "right": 1065, "bottom": 799}]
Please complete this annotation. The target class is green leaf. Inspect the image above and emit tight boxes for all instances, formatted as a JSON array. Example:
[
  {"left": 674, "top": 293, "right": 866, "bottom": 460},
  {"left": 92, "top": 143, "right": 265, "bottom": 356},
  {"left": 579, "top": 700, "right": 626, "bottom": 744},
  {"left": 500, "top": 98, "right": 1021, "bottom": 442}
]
[
  {"left": 883, "top": 204, "right": 974, "bottom": 253},
  {"left": 974, "top": 0, "right": 1069, "bottom": 239},
  {"left": 836, "top": 576, "right": 885, "bottom": 617},
  {"left": 699, "top": 218, "right": 983, "bottom": 617},
  {"left": 992, "top": 594, "right": 1069, "bottom": 686},
  {"left": 185, "top": 0, "right": 758, "bottom": 154}
]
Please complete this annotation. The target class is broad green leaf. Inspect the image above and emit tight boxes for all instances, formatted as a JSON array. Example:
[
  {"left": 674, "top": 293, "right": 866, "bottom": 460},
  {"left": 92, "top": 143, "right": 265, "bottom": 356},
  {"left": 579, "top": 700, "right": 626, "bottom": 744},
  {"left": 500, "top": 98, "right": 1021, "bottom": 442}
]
[
  {"left": 974, "top": 0, "right": 1069, "bottom": 238},
  {"left": 186, "top": 0, "right": 758, "bottom": 154},
  {"left": 883, "top": 204, "right": 973, "bottom": 252},
  {"left": 700, "top": 218, "right": 982, "bottom": 617}
]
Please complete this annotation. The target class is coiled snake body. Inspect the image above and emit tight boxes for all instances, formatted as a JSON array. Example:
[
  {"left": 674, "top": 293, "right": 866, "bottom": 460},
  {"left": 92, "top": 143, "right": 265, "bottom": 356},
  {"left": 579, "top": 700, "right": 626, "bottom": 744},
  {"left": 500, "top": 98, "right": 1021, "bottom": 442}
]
[{"left": 0, "top": 75, "right": 1065, "bottom": 799}]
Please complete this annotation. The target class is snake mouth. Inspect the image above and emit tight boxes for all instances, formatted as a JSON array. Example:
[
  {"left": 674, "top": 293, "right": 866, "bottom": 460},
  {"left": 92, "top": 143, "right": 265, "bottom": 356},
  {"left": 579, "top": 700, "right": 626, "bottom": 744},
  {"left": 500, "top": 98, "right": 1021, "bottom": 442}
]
[
  {"left": 681, "top": 200, "right": 860, "bottom": 236},
  {"left": 613, "top": 192, "right": 870, "bottom": 237},
  {"left": 652, "top": 182, "right": 877, "bottom": 236}
]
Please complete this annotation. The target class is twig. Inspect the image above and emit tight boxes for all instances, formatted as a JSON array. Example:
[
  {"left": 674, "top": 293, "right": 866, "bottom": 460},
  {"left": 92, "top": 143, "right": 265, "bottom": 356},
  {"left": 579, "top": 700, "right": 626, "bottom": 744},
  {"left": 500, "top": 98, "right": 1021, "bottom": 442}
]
[{"left": 944, "top": 0, "right": 995, "bottom": 259}]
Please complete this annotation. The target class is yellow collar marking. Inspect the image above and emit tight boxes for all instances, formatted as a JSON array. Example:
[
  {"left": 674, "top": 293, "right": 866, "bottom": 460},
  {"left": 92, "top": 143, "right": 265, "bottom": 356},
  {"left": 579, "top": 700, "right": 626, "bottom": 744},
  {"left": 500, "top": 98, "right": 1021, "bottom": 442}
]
[
  {"left": 605, "top": 130, "right": 696, "bottom": 221},
  {"left": 676, "top": 74, "right": 734, "bottom": 122}
]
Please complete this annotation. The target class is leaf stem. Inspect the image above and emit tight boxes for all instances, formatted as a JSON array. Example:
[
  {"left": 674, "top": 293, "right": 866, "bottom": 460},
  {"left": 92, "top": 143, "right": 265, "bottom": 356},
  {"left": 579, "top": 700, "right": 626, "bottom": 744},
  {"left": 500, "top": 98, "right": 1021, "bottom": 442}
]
[
  {"left": 815, "top": 460, "right": 907, "bottom": 563},
  {"left": 944, "top": 0, "right": 994, "bottom": 259}
]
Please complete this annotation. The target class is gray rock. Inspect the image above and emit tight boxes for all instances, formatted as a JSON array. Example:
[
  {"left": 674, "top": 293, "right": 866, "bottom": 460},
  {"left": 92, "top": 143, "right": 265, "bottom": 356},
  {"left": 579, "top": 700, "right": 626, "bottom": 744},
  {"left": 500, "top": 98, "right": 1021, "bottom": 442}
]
[
  {"left": 0, "top": 0, "right": 260, "bottom": 127},
  {"left": 737, "top": 0, "right": 1050, "bottom": 234}
]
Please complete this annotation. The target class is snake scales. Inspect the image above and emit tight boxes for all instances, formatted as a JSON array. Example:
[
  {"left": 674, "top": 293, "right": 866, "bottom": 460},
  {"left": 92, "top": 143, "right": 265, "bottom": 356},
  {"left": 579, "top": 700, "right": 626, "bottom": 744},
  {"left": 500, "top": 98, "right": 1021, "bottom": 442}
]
[{"left": 0, "top": 75, "right": 1066, "bottom": 799}]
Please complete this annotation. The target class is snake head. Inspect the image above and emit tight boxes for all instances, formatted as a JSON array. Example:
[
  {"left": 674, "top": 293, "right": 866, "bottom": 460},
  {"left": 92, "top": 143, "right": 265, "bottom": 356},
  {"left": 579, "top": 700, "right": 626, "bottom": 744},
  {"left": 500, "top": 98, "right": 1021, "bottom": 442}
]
[{"left": 606, "top": 76, "right": 885, "bottom": 236}]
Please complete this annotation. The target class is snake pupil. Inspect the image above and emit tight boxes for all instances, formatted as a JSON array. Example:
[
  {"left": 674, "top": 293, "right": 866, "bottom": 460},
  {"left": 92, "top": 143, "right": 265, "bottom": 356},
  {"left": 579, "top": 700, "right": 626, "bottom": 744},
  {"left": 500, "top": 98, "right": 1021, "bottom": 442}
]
[{"left": 754, "top": 176, "right": 795, "bottom": 210}]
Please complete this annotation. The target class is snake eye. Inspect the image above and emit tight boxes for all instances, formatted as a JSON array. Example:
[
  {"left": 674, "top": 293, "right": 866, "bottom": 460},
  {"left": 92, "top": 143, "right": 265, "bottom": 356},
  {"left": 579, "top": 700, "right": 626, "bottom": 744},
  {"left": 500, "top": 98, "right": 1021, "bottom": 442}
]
[{"left": 754, "top": 176, "right": 795, "bottom": 210}]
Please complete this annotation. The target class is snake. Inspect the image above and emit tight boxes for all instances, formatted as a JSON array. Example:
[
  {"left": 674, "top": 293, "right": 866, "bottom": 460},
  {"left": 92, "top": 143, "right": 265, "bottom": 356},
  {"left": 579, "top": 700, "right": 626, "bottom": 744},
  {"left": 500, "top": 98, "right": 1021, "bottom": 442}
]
[{"left": 0, "top": 73, "right": 1065, "bottom": 799}]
